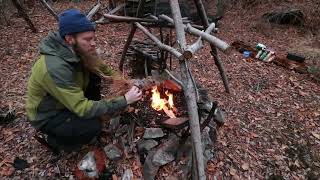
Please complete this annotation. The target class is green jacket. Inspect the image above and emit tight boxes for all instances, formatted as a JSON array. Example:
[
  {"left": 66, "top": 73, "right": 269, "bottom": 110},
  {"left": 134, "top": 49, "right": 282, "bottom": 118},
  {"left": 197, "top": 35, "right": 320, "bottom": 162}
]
[{"left": 26, "top": 32, "right": 127, "bottom": 129}]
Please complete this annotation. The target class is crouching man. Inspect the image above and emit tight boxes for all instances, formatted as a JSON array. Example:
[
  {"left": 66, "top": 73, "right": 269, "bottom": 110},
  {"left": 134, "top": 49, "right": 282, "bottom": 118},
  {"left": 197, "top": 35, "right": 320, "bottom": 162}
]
[{"left": 26, "top": 9, "right": 141, "bottom": 152}]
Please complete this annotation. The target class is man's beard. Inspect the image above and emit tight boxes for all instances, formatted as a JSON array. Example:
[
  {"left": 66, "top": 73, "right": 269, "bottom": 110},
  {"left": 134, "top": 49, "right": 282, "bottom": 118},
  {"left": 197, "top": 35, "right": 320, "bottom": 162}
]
[{"left": 73, "top": 43, "right": 103, "bottom": 75}]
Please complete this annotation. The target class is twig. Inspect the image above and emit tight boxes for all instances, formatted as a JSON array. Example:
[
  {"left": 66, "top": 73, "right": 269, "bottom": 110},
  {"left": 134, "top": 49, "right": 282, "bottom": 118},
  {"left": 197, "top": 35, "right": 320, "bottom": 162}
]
[{"left": 164, "top": 69, "right": 184, "bottom": 88}]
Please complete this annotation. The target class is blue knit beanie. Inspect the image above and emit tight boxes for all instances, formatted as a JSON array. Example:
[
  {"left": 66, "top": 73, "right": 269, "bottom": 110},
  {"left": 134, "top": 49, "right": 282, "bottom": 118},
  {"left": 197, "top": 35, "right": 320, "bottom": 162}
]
[{"left": 58, "top": 9, "right": 95, "bottom": 38}]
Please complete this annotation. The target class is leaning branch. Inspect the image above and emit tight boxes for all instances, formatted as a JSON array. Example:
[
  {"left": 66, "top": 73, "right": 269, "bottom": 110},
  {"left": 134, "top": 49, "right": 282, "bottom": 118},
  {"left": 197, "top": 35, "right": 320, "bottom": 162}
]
[
  {"left": 134, "top": 22, "right": 182, "bottom": 59},
  {"left": 86, "top": 2, "right": 101, "bottom": 20},
  {"left": 40, "top": 0, "right": 58, "bottom": 20}
]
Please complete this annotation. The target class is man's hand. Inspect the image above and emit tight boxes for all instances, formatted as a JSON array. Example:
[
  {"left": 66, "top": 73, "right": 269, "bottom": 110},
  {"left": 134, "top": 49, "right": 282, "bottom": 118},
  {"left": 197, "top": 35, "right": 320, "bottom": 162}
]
[{"left": 124, "top": 86, "right": 142, "bottom": 104}]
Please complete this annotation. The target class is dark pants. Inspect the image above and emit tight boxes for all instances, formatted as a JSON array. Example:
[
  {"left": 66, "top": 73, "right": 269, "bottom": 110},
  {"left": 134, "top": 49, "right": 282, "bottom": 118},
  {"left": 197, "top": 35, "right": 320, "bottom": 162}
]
[{"left": 40, "top": 73, "right": 102, "bottom": 151}]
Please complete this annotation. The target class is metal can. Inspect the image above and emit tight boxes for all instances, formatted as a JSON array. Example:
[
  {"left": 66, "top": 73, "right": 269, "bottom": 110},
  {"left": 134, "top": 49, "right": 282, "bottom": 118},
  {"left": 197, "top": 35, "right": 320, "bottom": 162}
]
[
  {"left": 260, "top": 51, "right": 269, "bottom": 60},
  {"left": 256, "top": 43, "right": 267, "bottom": 51}
]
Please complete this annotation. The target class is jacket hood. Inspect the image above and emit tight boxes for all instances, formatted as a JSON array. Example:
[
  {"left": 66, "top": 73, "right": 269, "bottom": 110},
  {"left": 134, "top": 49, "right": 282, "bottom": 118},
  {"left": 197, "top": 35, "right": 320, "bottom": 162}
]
[{"left": 39, "top": 32, "right": 80, "bottom": 63}]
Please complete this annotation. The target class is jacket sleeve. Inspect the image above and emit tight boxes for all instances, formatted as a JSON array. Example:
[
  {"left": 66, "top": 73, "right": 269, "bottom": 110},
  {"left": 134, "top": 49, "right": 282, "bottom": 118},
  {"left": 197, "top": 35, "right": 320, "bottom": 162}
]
[{"left": 42, "top": 60, "right": 127, "bottom": 119}]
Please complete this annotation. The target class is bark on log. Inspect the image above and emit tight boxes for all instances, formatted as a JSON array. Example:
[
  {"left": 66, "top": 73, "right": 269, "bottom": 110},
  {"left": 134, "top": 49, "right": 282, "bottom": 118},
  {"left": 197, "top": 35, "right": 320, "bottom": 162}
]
[
  {"left": 103, "top": 14, "right": 159, "bottom": 23},
  {"left": 11, "top": 0, "right": 37, "bottom": 32},
  {"left": 40, "top": 0, "right": 58, "bottom": 20},
  {"left": 185, "top": 23, "right": 230, "bottom": 53},
  {"left": 159, "top": 14, "right": 229, "bottom": 53},
  {"left": 183, "top": 23, "right": 216, "bottom": 59},
  {"left": 169, "top": 0, "right": 205, "bottom": 179}
]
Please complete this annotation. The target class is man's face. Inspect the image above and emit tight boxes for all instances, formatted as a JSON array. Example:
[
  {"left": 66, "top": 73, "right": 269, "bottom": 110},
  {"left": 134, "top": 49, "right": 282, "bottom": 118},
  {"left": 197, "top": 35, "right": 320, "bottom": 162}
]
[{"left": 65, "top": 31, "right": 96, "bottom": 55}]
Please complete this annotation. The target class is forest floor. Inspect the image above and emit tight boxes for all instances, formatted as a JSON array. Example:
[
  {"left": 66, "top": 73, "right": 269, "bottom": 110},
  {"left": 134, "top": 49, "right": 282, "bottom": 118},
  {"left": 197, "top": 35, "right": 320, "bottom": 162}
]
[{"left": 0, "top": 0, "right": 319, "bottom": 179}]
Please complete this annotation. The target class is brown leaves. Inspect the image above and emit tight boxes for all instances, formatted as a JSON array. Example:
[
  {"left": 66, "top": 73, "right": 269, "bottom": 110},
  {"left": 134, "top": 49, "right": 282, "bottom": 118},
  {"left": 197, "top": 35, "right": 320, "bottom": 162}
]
[
  {"left": 311, "top": 132, "right": 320, "bottom": 140},
  {"left": 0, "top": 158, "right": 14, "bottom": 177},
  {"left": 241, "top": 163, "right": 249, "bottom": 171},
  {"left": 0, "top": 165, "right": 14, "bottom": 176},
  {"left": 229, "top": 168, "right": 237, "bottom": 176}
]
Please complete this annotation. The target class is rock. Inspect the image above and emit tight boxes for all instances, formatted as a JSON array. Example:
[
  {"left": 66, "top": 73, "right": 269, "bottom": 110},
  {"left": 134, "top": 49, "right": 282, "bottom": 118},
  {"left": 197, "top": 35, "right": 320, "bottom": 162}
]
[
  {"left": 143, "top": 128, "right": 165, "bottom": 139},
  {"left": 160, "top": 117, "right": 189, "bottom": 129},
  {"left": 137, "top": 139, "right": 159, "bottom": 152},
  {"left": 201, "top": 127, "right": 213, "bottom": 150},
  {"left": 143, "top": 151, "right": 159, "bottom": 180},
  {"left": 109, "top": 116, "right": 120, "bottom": 133},
  {"left": 203, "top": 149, "right": 214, "bottom": 169},
  {"left": 121, "top": 169, "right": 133, "bottom": 180},
  {"left": 104, "top": 144, "right": 122, "bottom": 161},
  {"left": 152, "top": 134, "right": 179, "bottom": 166}
]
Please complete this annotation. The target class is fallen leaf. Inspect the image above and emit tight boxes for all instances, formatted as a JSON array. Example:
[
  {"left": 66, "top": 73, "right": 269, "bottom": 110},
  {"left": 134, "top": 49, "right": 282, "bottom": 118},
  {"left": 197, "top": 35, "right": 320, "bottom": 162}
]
[
  {"left": 311, "top": 132, "right": 320, "bottom": 140},
  {"left": 250, "top": 132, "right": 259, "bottom": 138},
  {"left": 298, "top": 90, "right": 308, "bottom": 97},
  {"left": 267, "top": 149, "right": 275, "bottom": 153},
  {"left": 229, "top": 168, "right": 237, "bottom": 176},
  {"left": 0, "top": 165, "right": 15, "bottom": 176},
  {"left": 112, "top": 174, "right": 118, "bottom": 180},
  {"left": 241, "top": 163, "right": 249, "bottom": 171},
  {"left": 127, "top": 106, "right": 135, "bottom": 113}
]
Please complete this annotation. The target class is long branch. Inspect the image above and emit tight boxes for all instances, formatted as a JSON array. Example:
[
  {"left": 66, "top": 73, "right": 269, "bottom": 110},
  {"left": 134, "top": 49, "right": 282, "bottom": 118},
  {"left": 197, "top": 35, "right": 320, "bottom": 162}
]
[
  {"left": 169, "top": 0, "right": 206, "bottom": 179},
  {"left": 40, "top": 0, "right": 58, "bottom": 20},
  {"left": 87, "top": 2, "right": 101, "bottom": 20},
  {"left": 134, "top": 22, "right": 182, "bottom": 59}
]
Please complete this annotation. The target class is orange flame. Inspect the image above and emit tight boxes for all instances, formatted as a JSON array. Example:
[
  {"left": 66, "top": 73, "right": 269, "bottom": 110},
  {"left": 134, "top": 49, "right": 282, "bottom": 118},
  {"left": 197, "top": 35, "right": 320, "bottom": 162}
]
[{"left": 151, "top": 86, "right": 176, "bottom": 118}]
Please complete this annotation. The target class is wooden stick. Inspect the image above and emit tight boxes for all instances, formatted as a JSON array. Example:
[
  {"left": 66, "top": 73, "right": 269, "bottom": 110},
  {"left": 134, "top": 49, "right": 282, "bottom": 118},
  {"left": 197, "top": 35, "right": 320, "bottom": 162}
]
[
  {"left": 103, "top": 14, "right": 158, "bottom": 23},
  {"left": 159, "top": 15, "right": 230, "bottom": 54},
  {"left": 193, "top": 0, "right": 230, "bottom": 93},
  {"left": 40, "top": 0, "right": 58, "bottom": 20},
  {"left": 86, "top": 2, "right": 101, "bottom": 20},
  {"left": 185, "top": 23, "right": 230, "bottom": 53},
  {"left": 164, "top": 69, "right": 184, "bottom": 88},
  {"left": 95, "top": 3, "right": 126, "bottom": 24},
  {"left": 134, "top": 22, "right": 182, "bottom": 59},
  {"left": 119, "top": 26, "right": 137, "bottom": 70},
  {"left": 183, "top": 23, "right": 216, "bottom": 59},
  {"left": 119, "top": 0, "right": 145, "bottom": 71},
  {"left": 169, "top": 0, "right": 205, "bottom": 179}
]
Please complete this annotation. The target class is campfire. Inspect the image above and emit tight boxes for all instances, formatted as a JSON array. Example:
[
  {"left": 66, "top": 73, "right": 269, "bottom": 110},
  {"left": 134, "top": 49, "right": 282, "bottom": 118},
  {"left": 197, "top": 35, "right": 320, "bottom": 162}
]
[{"left": 150, "top": 86, "right": 177, "bottom": 118}]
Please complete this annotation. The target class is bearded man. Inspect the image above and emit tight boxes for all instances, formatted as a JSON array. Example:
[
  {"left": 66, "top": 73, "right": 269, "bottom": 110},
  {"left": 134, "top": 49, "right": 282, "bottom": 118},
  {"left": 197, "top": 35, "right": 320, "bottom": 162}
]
[{"left": 26, "top": 9, "right": 142, "bottom": 152}]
